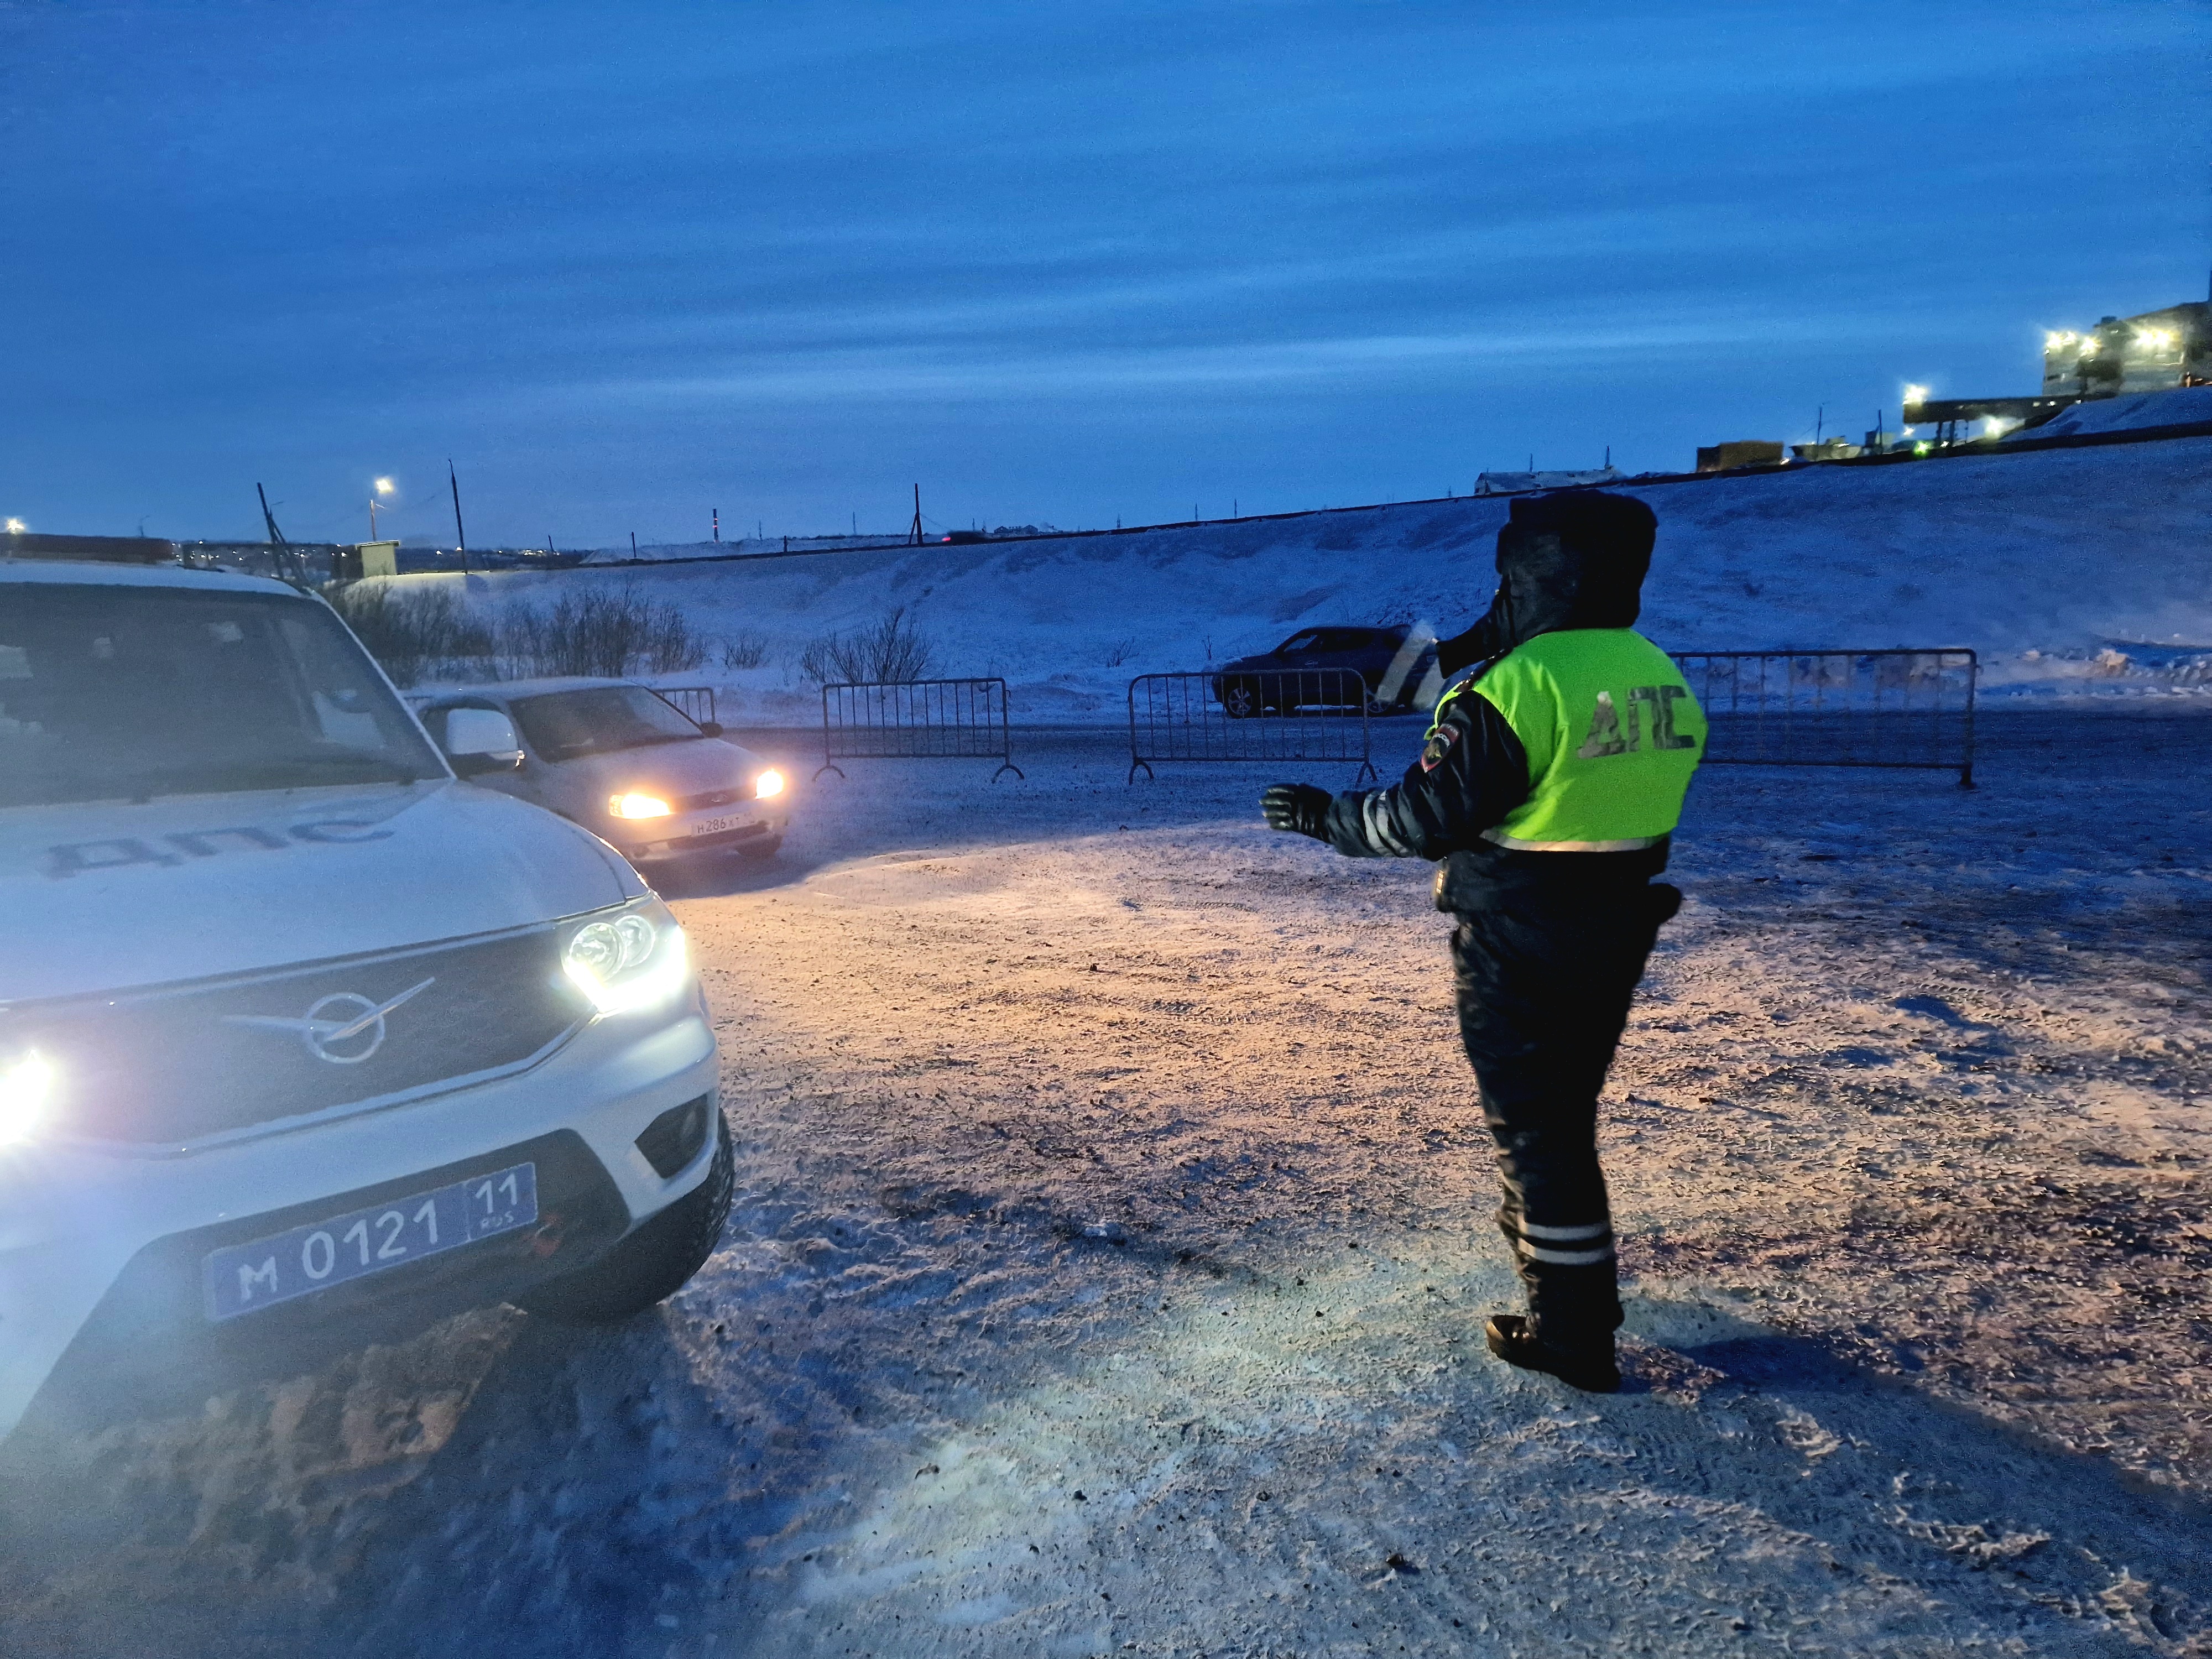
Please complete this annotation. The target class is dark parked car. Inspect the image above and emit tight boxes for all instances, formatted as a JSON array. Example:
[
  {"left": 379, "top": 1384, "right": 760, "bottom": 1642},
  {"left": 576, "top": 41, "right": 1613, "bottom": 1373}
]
[{"left": 1210, "top": 625, "right": 1437, "bottom": 718}]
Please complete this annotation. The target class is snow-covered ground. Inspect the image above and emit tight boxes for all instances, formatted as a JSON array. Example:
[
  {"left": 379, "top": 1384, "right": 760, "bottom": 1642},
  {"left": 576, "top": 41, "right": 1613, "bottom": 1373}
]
[
  {"left": 4, "top": 707, "right": 2208, "bottom": 1657},
  {"left": 399, "top": 434, "right": 2212, "bottom": 724},
  {"left": 2009, "top": 385, "right": 2212, "bottom": 442}
]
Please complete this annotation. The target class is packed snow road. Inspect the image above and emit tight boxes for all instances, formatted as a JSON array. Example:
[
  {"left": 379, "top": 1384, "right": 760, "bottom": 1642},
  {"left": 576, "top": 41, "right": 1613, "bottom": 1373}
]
[{"left": 3, "top": 706, "right": 2209, "bottom": 1657}]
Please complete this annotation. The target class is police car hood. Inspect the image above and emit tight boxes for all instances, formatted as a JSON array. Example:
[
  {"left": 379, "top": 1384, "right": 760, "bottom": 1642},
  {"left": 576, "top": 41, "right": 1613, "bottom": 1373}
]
[{"left": 0, "top": 780, "right": 643, "bottom": 1004}]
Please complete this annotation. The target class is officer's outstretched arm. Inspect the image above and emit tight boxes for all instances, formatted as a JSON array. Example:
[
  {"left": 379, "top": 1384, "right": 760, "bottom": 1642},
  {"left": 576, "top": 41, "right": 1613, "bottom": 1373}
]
[{"left": 1259, "top": 691, "right": 1530, "bottom": 859}]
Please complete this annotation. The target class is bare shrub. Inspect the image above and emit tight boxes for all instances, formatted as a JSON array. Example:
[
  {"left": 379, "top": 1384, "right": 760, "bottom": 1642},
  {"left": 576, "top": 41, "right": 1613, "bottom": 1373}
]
[
  {"left": 1103, "top": 638, "right": 1138, "bottom": 667},
  {"left": 799, "top": 607, "right": 938, "bottom": 684},
  {"left": 326, "top": 581, "right": 497, "bottom": 687},
  {"left": 719, "top": 630, "right": 770, "bottom": 671},
  {"left": 501, "top": 585, "right": 706, "bottom": 679}
]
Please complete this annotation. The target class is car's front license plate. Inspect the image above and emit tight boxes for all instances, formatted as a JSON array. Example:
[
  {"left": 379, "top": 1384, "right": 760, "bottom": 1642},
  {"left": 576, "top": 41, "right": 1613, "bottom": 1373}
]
[
  {"left": 202, "top": 1161, "right": 539, "bottom": 1322},
  {"left": 690, "top": 812, "right": 755, "bottom": 837}
]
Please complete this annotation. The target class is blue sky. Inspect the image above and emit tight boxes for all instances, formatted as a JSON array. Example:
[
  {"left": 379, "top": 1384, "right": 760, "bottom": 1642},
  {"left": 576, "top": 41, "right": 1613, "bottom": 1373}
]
[{"left": 2, "top": 1, "right": 2206, "bottom": 546}]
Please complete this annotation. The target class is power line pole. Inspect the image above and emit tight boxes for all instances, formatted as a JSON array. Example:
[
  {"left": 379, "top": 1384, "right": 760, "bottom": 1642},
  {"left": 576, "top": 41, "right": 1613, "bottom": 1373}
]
[
  {"left": 448, "top": 460, "right": 468, "bottom": 573},
  {"left": 712, "top": 507, "right": 720, "bottom": 543}
]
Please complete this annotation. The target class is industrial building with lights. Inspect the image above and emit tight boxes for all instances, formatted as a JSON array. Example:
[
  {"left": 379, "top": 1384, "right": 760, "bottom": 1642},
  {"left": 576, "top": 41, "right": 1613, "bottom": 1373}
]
[{"left": 1902, "top": 278, "right": 2210, "bottom": 443}]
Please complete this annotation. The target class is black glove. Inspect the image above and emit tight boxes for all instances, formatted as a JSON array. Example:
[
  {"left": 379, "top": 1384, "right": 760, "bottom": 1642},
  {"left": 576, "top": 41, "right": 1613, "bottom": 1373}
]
[{"left": 1261, "top": 783, "right": 1332, "bottom": 840}]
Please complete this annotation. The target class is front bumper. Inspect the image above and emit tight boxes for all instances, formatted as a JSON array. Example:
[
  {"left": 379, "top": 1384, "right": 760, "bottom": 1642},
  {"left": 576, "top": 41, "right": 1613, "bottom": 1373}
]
[
  {"left": 0, "top": 987, "right": 718, "bottom": 1442},
  {"left": 614, "top": 802, "right": 791, "bottom": 864}
]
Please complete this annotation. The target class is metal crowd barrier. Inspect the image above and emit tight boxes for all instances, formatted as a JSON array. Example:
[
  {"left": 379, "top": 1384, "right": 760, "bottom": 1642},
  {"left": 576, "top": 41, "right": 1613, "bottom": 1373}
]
[
  {"left": 1670, "top": 648, "right": 1979, "bottom": 786},
  {"left": 816, "top": 677, "right": 1022, "bottom": 781},
  {"left": 1128, "top": 668, "right": 1380, "bottom": 785},
  {"left": 657, "top": 685, "right": 717, "bottom": 727}
]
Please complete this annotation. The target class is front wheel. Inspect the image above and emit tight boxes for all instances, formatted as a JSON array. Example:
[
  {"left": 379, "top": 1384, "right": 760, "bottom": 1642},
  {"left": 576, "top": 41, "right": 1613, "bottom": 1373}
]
[
  {"left": 1221, "top": 680, "right": 1261, "bottom": 719},
  {"left": 518, "top": 1110, "right": 733, "bottom": 1324}
]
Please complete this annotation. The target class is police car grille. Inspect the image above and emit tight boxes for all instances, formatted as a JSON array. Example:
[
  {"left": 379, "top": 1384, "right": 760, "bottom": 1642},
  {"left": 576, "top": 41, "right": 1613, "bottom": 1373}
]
[{"left": 12, "top": 927, "right": 588, "bottom": 1147}]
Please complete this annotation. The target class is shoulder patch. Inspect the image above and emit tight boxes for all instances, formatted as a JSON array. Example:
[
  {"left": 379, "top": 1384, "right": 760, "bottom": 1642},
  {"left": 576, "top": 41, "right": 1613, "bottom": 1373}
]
[{"left": 1420, "top": 723, "right": 1461, "bottom": 771}]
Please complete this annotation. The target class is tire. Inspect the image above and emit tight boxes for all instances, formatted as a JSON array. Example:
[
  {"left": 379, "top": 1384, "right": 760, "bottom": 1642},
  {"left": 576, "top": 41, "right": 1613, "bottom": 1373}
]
[
  {"left": 518, "top": 1109, "right": 734, "bottom": 1325},
  {"left": 1222, "top": 680, "right": 1261, "bottom": 719}
]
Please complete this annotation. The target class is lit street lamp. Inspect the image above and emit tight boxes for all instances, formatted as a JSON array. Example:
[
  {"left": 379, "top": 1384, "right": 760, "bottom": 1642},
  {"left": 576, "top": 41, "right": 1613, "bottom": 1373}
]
[{"left": 369, "top": 477, "right": 395, "bottom": 539}]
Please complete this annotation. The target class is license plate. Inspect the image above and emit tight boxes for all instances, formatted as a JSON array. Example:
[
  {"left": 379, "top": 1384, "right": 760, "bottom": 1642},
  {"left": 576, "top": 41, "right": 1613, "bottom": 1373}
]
[
  {"left": 202, "top": 1161, "right": 539, "bottom": 1322},
  {"left": 690, "top": 812, "right": 754, "bottom": 837}
]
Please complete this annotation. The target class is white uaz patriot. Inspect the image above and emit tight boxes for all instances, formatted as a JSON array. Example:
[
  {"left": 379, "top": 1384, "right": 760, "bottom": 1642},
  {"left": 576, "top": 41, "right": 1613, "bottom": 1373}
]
[{"left": 0, "top": 559, "right": 731, "bottom": 1441}]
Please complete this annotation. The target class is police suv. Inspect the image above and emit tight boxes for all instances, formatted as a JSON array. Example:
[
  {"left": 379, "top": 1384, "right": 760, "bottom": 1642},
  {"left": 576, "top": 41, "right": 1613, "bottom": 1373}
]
[{"left": 0, "top": 559, "right": 731, "bottom": 1440}]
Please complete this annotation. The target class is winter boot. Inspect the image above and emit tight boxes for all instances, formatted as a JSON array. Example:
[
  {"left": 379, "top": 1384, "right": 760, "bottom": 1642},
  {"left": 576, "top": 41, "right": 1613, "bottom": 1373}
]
[{"left": 1484, "top": 1313, "right": 1620, "bottom": 1394}]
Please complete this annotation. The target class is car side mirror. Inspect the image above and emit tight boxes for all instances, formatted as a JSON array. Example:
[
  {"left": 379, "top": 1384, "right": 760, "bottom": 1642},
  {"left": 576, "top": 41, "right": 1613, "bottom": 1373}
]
[
  {"left": 697, "top": 719, "right": 723, "bottom": 738},
  {"left": 440, "top": 706, "right": 524, "bottom": 776}
]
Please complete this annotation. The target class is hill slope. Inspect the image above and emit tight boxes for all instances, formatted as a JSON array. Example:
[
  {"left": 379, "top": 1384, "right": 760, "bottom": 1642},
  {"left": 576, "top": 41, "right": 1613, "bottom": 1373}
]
[{"left": 406, "top": 436, "right": 2212, "bottom": 719}]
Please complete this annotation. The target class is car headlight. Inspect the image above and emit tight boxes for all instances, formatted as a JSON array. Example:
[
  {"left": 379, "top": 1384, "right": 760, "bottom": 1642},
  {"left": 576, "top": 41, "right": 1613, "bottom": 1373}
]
[
  {"left": 608, "top": 792, "right": 674, "bottom": 820},
  {"left": 754, "top": 769, "right": 785, "bottom": 800},
  {"left": 561, "top": 899, "right": 690, "bottom": 1015},
  {"left": 0, "top": 1052, "right": 55, "bottom": 1147}
]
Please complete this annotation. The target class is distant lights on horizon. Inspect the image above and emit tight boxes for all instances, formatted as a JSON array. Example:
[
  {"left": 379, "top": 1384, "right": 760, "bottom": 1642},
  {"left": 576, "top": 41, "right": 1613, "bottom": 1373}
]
[{"left": 2, "top": 517, "right": 24, "bottom": 534}]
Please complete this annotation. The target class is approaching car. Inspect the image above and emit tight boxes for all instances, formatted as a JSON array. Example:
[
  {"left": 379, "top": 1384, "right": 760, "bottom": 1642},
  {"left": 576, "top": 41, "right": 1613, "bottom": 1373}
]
[
  {"left": 1210, "top": 624, "right": 1437, "bottom": 718},
  {"left": 414, "top": 679, "right": 792, "bottom": 867},
  {"left": 0, "top": 563, "right": 730, "bottom": 1441}
]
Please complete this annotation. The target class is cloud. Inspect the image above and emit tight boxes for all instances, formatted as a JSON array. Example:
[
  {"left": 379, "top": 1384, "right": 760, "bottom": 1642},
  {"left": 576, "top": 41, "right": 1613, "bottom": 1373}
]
[{"left": 1, "top": 0, "right": 2205, "bottom": 539}]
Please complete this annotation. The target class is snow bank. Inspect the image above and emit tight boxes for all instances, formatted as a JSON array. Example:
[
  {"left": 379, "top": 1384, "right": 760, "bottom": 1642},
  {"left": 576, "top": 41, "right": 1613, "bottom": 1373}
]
[
  {"left": 2010, "top": 384, "right": 2212, "bottom": 440},
  {"left": 397, "top": 435, "right": 2212, "bottom": 722}
]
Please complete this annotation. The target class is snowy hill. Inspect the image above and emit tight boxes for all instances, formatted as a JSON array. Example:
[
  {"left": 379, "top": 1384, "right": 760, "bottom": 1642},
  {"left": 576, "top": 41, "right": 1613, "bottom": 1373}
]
[
  {"left": 402, "top": 435, "right": 2212, "bottom": 721},
  {"left": 2006, "top": 384, "right": 2212, "bottom": 441}
]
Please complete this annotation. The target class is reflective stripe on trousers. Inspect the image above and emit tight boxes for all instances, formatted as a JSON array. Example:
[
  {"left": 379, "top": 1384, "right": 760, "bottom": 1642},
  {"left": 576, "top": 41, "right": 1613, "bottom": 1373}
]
[{"left": 1503, "top": 1215, "right": 1615, "bottom": 1267}]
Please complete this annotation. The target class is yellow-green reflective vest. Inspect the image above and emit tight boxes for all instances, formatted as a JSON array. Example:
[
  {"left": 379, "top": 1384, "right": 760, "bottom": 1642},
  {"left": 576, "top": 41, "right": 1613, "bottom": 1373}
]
[{"left": 1469, "top": 628, "right": 1704, "bottom": 850}]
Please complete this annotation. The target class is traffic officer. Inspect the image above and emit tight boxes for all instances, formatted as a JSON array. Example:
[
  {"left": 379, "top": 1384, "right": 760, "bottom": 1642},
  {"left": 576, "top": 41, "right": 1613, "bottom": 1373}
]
[{"left": 1260, "top": 490, "right": 1703, "bottom": 1392}]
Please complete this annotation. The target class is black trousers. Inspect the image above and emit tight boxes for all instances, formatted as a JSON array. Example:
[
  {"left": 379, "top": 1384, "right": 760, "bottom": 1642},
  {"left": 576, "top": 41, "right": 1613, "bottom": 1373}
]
[{"left": 1449, "top": 883, "right": 1677, "bottom": 1348}]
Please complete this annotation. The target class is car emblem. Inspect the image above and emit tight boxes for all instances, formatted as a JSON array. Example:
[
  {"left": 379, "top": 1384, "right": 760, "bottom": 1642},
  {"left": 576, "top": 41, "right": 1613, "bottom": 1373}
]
[{"left": 223, "top": 977, "right": 435, "bottom": 1065}]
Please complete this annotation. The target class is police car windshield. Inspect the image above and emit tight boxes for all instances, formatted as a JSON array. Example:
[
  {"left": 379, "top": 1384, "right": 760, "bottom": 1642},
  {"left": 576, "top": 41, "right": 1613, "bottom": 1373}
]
[
  {"left": 0, "top": 585, "right": 444, "bottom": 808},
  {"left": 510, "top": 686, "right": 703, "bottom": 761}
]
